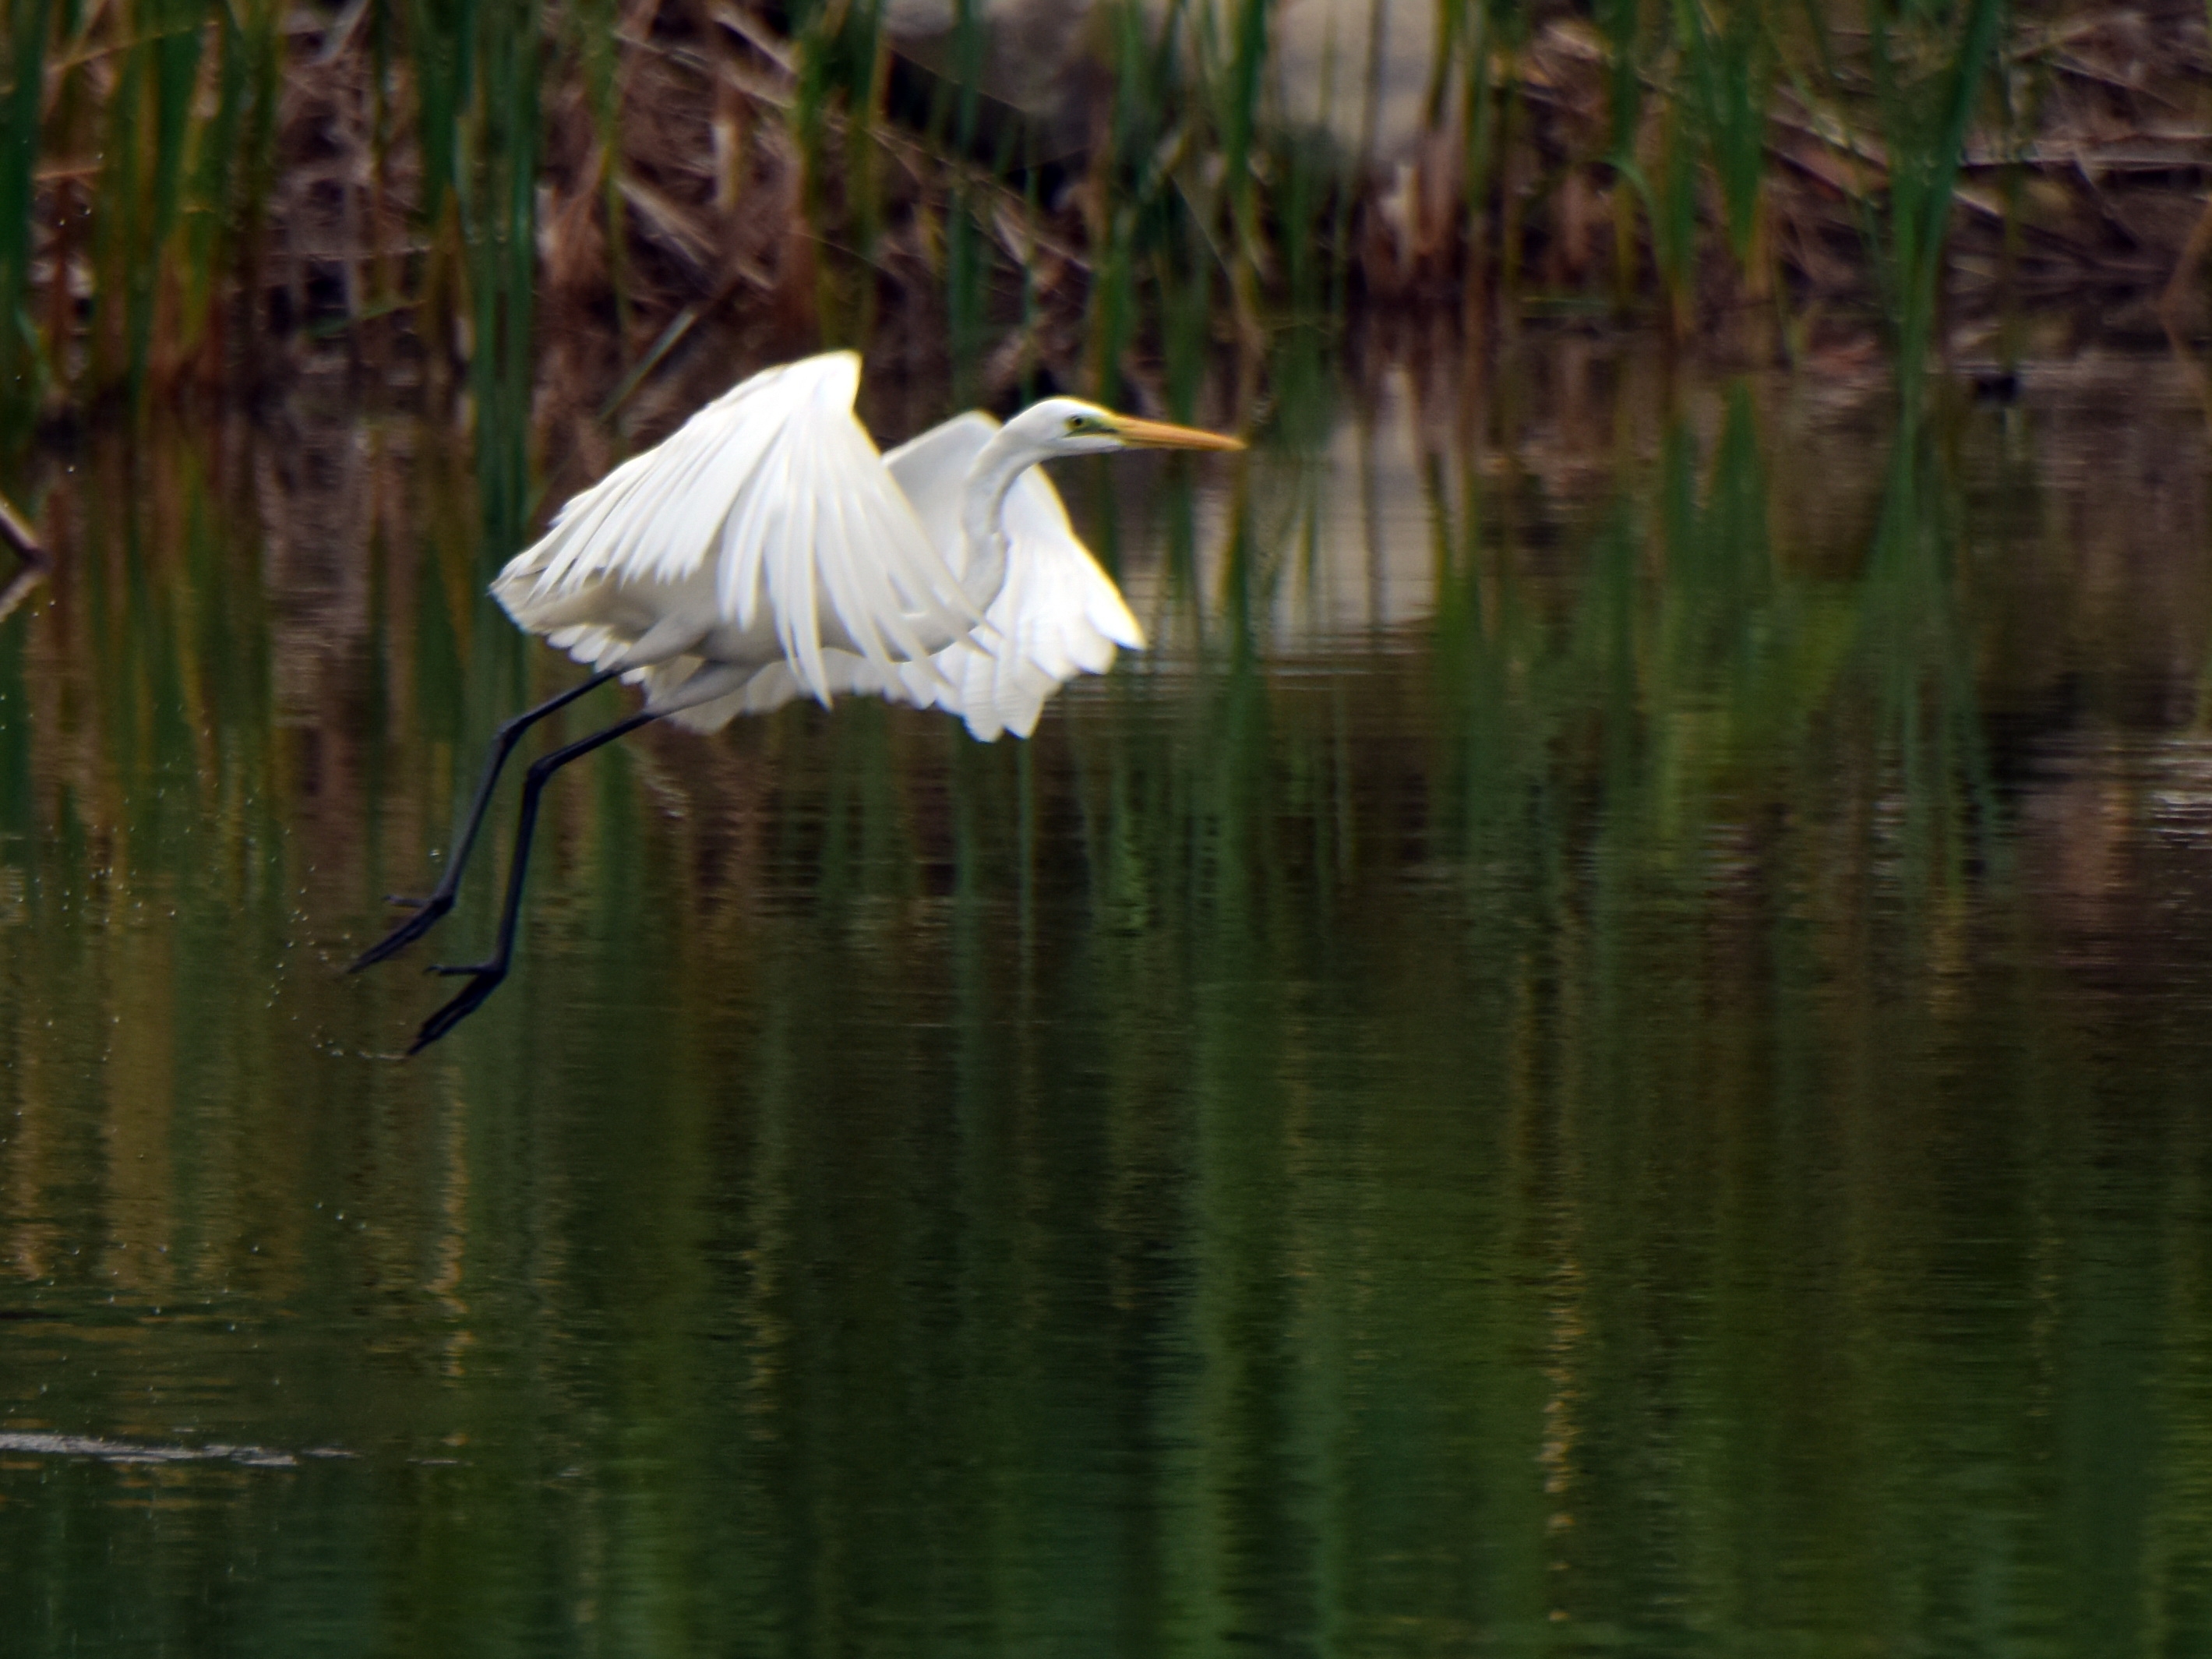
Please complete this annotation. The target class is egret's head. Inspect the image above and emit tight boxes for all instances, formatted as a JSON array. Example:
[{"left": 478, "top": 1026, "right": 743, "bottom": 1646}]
[{"left": 1009, "top": 397, "right": 1246, "bottom": 459}]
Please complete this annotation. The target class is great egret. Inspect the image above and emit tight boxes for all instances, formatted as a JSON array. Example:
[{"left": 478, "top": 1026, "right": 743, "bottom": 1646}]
[{"left": 354, "top": 351, "right": 1243, "bottom": 1052}]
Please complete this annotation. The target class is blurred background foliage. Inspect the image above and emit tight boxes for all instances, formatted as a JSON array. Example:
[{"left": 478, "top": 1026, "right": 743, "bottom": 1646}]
[
  {"left": 1, "top": 0, "right": 2210, "bottom": 478},
  {"left": 12, "top": 6, "right": 2212, "bottom": 1648}
]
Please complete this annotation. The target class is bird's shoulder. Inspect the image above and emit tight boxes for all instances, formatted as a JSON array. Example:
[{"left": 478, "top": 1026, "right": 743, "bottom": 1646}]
[
  {"left": 881, "top": 411, "right": 1002, "bottom": 556},
  {"left": 883, "top": 409, "right": 1000, "bottom": 478}
]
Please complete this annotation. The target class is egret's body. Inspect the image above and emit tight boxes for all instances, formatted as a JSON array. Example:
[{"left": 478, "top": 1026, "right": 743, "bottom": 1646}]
[
  {"left": 496, "top": 355, "right": 1184, "bottom": 739},
  {"left": 355, "top": 351, "right": 1240, "bottom": 1051}
]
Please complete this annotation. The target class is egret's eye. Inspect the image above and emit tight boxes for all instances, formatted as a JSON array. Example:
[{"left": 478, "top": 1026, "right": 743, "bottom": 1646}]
[{"left": 1065, "top": 415, "right": 1085, "bottom": 432}]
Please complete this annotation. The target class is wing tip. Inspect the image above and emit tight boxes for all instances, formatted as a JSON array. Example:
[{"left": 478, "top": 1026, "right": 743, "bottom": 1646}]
[{"left": 805, "top": 350, "right": 863, "bottom": 408}]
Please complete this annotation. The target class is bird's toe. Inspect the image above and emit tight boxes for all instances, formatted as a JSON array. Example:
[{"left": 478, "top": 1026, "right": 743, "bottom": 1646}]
[
  {"left": 349, "top": 897, "right": 455, "bottom": 973},
  {"left": 408, "top": 971, "right": 508, "bottom": 1054}
]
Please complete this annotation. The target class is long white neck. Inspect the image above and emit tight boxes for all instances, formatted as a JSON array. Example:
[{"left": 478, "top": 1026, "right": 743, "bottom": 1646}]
[{"left": 955, "top": 425, "right": 1048, "bottom": 612}]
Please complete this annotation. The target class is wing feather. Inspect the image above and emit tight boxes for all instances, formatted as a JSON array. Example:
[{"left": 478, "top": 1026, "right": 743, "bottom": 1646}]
[
  {"left": 884, "top": 419, "right": 1145, "bottom": 742},
  {"left": 493, "top": 353, "right": 976, "bottom": 704},
  {"left": 883, "top": 411, "right": 1000, "bottom": 584}
]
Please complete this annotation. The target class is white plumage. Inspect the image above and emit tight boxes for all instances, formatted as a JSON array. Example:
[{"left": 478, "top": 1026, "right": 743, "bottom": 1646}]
[
  {"left": 879, "top": 411, "right": 1145, "bottom": 739},
  {"left": 491, "top": 350, "right": 1234, "bottom": 739},
  {"left": 355, "top": 351, "right": 1240, "bottom": 1051}
]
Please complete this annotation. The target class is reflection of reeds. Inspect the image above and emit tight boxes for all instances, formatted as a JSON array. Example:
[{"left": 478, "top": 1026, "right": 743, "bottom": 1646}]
[
  {"left": 0, "top": 1, "right": 2205, "bottom": 445},
  {"left": 8, "top": 351, "right": 2212, "bottom": 1643}
]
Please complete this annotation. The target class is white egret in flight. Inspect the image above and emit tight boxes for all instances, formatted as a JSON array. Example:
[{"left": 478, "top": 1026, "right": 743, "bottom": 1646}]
[{"left": 354, "top": 351, "right": 1243, "bottom": 1051}]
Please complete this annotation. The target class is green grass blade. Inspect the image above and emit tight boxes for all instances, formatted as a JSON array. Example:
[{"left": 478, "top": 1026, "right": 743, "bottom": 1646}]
[{"left": 0, "top": 0, "right": 53, "bottom": 419}]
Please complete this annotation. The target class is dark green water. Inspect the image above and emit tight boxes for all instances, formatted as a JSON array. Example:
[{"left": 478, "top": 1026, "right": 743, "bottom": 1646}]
[{"left": 4, "top": 349, "right": 2212, "bottom": 1654}]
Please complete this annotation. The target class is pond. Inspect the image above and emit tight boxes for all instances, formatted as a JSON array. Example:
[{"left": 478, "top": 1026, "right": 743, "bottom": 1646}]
[{"left": 3, "top": 341, "right": 2211, "bottom": 1654}]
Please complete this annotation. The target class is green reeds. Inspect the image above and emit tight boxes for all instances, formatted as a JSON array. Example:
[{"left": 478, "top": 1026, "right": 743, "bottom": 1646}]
[
  {"left": 1868, "top": 0, "right": 2008, "bottom": 397},
  {"left": 944, "top": 0, "right": 987, "bottom": 405},
  {"left": 0, "top": 0, "right": 51, "bottom": 421},
  {"left": 0, "top": 0, "right": 2088, "bottom": 454},
  {"left": 1085, "top": 0, "right": 1173, "bottom": 402},
  {"left": 1684, "top": 0, "right": 1773, "bottom": 279},
  {"left": 1214, "top": 0, "right": 1272, "bottom": 348},
  {"left": 569, "top": 0, "right": 631, "bottom": 345},
  {"left": 177, "top": 0, "right": 272, "bottom": 367},
  {"left": 86, "top": 0, "right": 201, "bottom": 403},
  {"left": 408, "top": 0, "right": 543, "bottom": 549},
  {"left": 470, "top": 0, "right": 543, "bottom": 553},
  {"left": 1596, "top": 0, "right": 1646, "bottom": 311}
]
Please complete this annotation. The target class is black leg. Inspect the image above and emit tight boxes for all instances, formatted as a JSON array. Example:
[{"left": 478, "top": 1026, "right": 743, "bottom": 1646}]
[
  {"left": 351, "top": 669, "right": 619, "bottom": 972},
  {"left": 407, "top": 710, "right": 658, "bottom": 1054}
]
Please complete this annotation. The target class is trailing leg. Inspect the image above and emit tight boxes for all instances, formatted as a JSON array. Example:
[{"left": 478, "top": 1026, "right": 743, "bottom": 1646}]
[
  {"left": 407, "top": 711, "right": 658, "bottom": 1054},
  {"left": 351, "top": 669, "right": 618, "bottom": 971}
]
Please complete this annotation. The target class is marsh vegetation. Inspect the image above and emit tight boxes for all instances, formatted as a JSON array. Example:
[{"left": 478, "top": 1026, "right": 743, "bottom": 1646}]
[
  {"left": 3, "top": 0, "right": 2210, "bottom": 463},
  {"left": 7, "top": 5, "right": 2212, "bottom": 1653},
  {"left": 7, "top": 343, "right": 2212, "bottom": 1651}
]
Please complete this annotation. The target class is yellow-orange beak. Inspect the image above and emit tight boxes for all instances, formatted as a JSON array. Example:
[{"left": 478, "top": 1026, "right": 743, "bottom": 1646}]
[{"left": 1106, "top": 415, "right": 1246, "bottom": 452}]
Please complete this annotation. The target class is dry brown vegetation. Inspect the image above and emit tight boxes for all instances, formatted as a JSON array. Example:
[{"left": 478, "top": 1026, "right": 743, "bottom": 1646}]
[{"left": 4, "top": 0, "right": 2212, "bottom": 447}]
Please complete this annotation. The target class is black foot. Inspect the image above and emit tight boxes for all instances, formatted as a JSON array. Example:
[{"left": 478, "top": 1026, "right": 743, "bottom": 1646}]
[
  {"left": 407, "top": 969, "right": 507, "bottom": 1054},
  {"left": 350, "top": 896, "right": 454, "bottom": 972}
]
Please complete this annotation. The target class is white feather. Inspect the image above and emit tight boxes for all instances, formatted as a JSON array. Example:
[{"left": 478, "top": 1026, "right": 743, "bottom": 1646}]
[
  {"left": 492, "top": 353, "right": 975, "bottom": 712},
  {"left": 362, "top": 365, "right": 1225, "bottom": 1048},
  {"left": 881, "top": 414, "right": 1145, "bottom": 742},
  {"left": 492, "top": 358, "right": 1180, "bottom": 741}
]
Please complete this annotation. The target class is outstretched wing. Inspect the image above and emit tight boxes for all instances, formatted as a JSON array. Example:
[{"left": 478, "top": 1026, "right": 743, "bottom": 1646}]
[
  {"left": 880, "top": 411, "right": 999, "bottom": 583},
  {"left": 492, "top": 352, "right": 975, "bottom": 704},
  {"left": 883, "top": 415, "right": 1146, "bottom": 741}
]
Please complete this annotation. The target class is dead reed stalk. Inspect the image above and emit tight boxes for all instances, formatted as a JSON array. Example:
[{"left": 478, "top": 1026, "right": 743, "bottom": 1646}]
[{"left": 0, "top": 0, "right": 2206, "bottom": 448}]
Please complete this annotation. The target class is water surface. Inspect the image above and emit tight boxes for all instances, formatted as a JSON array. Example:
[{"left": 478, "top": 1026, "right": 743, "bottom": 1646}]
[{"left": 3, "top": 348, "right": 2212, "bottom": 1654}]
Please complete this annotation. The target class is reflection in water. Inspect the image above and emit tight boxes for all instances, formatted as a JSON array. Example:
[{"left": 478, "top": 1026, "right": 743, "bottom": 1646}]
[
  {"left": 0, "top": 1431, "right": 352, "bottom": 1468},
  {"left": 3, "top": 348, "right": 2212, "bottom": 1653}
]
